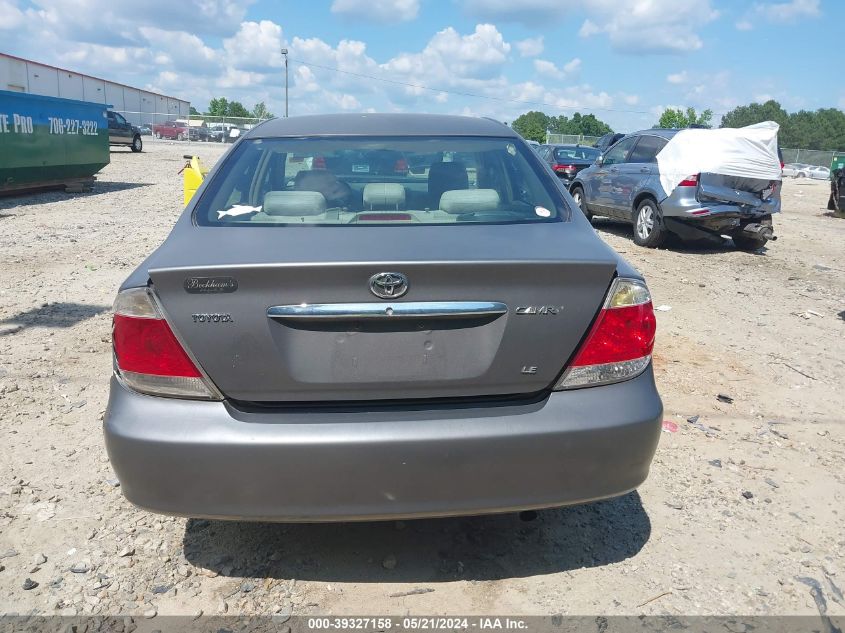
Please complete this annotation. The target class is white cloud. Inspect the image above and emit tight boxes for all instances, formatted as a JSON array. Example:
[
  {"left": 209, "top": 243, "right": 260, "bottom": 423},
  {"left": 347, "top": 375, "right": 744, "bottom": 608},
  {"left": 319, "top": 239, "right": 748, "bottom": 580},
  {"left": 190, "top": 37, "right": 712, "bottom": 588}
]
[
  {"left": 325, "top": 92, "right": 362, "bottom": 110},
  {"left": 761, "top": 0, "right": 820, "bottom": 21},
  {"left": 23, "top": 0, "right": 252, "bottom": 45},
  {"left": 738, "top": 0, "right": 820, "bottom": 29},
  {"left": 534, "top": 58, "right": 581, "bottom": 80},
  {"left": 516, "top": 36, "right": 544, "bottom": 57},
  {"left": 576, "top": 0, "right": 719, "bottom": 54},
  {"left": 381, "top": 24, "right": 511, "bottom": 84},
  {"left": 0, "top": 0, "right": 25, "bottom": 29},
  {"left": 330, "top": 0, "right": 420, "bottom": 23},
  {"left": 621, "top": 93, "right": 640, "bottom": 106},
  {"left": 222, "top": 20, "right": 285, "bottom": 72},
  {"left": 466, "top": 0, "right": 718, "bottom": 54},
  {"left": 563, "top": 58, "right": 582, "bottom": 74},
  {"left": 533, "top": 59, "right": 559, "bottom": 78},
  {"left": 667, "top": 70, "right": 689, "bottom": 84},
  {"left": 139, "top": 27, "right": 219, "bottom": 73}
]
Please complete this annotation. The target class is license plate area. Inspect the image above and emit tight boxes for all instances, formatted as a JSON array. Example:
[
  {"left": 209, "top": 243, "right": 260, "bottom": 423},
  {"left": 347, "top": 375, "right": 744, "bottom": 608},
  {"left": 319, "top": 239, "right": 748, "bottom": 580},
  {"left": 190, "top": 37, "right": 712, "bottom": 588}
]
[{"left": 271, "top": 317, "right": 505, "bottom": 383}]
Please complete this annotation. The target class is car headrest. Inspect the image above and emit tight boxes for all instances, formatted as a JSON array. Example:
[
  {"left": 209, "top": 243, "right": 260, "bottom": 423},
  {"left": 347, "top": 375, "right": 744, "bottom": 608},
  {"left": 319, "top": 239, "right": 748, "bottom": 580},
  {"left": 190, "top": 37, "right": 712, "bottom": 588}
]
[
  {"left": 363, "top": 183, "right": 406, "bottom": 209},
  {"left": 263, "top": 191, "right": 327, "bottom": 216},
  {"left": 293, "top": 169, "right": 353, "bottom": 205},
  {"left": 428, "top": 161, "right": 468, "bottom": 202},
  {"left": 439, "top": 189, "right": 501, "bottom": 214}
]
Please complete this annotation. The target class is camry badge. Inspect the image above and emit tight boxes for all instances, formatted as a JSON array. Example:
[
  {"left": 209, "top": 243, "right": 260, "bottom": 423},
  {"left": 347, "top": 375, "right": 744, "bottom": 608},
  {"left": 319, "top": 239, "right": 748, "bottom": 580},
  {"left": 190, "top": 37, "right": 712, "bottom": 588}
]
[
  {"left": 515, "top": 306, "right": 562, "bottom": 315},
  {"left": 369, "top": 272, "right": 409, "bottom": 299}
]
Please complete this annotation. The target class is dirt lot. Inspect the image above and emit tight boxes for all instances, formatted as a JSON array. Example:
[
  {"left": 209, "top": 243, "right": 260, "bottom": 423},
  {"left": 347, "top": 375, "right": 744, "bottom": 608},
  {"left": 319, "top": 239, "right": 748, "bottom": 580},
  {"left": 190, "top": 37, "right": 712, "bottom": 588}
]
[{"left": 1, "top": 140, "right": 843, "bottom": 619}]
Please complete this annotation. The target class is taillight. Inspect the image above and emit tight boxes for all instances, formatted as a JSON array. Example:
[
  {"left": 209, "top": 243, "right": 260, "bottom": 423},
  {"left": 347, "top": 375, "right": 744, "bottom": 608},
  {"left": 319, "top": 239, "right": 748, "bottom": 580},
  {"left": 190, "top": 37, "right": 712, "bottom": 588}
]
[
  {"left": 555, "top": 278, "right": 656, "bottom": 390},
  {"left": 678, "top": 174, "right": 699, "bottom": 187},
  {"left": 553, "top": 163, "right": 577, "bottom": 174},
  {"left": 394, "top": 158, "right": 408, "bottom": 173},
  {"left": 112, "top": 288, "right": 220, "bottom": 400}
]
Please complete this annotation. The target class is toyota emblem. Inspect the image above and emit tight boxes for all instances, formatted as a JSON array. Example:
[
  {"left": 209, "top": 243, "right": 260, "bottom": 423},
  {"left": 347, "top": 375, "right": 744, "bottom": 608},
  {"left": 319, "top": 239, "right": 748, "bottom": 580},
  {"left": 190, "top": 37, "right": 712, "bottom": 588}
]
[{"left": 369, "top": 272, "right": 408, "bottom": 299}]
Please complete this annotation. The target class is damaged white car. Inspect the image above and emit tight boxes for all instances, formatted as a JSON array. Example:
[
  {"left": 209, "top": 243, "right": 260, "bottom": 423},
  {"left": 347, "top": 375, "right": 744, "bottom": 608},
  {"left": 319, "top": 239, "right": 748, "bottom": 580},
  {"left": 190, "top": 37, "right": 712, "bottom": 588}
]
[{"left": 570, "top": 122, "right": 783, "bottom": 250}]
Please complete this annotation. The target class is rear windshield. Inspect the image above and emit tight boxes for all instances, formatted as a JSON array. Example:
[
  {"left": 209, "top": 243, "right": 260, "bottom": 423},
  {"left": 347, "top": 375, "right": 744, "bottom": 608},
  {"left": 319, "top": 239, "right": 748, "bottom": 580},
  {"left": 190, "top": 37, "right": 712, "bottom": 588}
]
[
  {"left": 553, "top": 146, "right": 600, "bottom": 161},
  {"left": 194, "top": 136, "right": 566, "bottom": 226}
]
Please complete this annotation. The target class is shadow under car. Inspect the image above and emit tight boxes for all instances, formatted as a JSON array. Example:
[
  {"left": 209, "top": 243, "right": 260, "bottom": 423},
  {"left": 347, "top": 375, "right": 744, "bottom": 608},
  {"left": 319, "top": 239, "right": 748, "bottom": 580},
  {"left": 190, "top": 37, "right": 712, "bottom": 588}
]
[{"left": 182, "top": 492, "right": 651, "bottom": 583}]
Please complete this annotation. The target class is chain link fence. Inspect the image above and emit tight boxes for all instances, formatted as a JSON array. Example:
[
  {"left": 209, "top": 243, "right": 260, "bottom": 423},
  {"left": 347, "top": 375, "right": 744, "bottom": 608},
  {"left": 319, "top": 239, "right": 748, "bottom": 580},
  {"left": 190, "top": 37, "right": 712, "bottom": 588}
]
[
  {"left": 545, "top": 133, "right": 601, "bottom": 146},
  {"left": 543, "top": 135, "right": 844, "bottom": 170},
  {"left": 781, "top": 149, "right": 845, "bottom": 169}
]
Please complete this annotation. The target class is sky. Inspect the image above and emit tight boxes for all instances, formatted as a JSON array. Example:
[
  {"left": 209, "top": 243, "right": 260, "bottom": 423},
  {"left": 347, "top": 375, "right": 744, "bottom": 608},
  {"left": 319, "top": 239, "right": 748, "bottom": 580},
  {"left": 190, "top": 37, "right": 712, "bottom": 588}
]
[{"left": 0, "top": 0, "right": 839, "bottom": 131}]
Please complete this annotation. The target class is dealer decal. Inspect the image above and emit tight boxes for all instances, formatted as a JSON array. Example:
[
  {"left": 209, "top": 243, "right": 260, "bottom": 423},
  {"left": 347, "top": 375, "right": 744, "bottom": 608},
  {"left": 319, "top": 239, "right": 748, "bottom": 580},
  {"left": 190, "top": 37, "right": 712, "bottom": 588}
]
[{"left": 183, "top": 277, "right": 238, "bottom": 294}]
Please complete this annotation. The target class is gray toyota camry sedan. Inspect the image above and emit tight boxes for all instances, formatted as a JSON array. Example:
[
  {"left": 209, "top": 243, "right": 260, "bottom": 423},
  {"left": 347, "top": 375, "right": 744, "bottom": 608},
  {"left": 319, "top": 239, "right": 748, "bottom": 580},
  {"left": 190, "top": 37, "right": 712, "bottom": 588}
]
[{"left": 104, "top": 113, "right": 662, "bottom": 521}]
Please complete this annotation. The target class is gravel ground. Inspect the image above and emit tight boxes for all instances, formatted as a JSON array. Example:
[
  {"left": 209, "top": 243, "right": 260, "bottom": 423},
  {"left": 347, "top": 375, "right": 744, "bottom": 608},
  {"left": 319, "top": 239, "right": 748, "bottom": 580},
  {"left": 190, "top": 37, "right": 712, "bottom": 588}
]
[{"left": 1, "top": 140, "right": 844, "bottom": 618}]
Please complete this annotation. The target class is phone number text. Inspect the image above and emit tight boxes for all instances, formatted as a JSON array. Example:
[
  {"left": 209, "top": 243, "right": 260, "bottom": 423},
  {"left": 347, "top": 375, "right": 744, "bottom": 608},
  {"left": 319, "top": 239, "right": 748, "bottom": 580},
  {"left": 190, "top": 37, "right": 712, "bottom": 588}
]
[{"left": 48, "top": 117, "right": 99, "bottom": 136}]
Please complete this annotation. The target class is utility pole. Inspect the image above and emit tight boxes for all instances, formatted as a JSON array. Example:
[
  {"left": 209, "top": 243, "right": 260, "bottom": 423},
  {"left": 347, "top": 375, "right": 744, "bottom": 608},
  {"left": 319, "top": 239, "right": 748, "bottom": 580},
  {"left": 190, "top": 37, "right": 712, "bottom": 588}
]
[{"left": 281, "top": 48, "right": 289, "bottom": 118}]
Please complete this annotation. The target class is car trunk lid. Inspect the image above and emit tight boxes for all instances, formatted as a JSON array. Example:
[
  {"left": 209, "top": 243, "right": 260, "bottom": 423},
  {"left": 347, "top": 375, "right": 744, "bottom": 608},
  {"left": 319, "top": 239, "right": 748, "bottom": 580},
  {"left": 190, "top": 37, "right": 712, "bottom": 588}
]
[
  {"left": 146, "top": 223, "right": 617, "bottom": 402},
  {"left": 697, "top": 173, "right": 779, "bottom": 209}
]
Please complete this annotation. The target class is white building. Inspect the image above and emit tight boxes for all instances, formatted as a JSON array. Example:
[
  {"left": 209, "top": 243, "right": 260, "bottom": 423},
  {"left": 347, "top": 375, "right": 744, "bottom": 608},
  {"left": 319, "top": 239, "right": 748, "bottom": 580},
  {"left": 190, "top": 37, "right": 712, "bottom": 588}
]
[{"left": 0, "top": 53, "right": 191, "bottom": 126}]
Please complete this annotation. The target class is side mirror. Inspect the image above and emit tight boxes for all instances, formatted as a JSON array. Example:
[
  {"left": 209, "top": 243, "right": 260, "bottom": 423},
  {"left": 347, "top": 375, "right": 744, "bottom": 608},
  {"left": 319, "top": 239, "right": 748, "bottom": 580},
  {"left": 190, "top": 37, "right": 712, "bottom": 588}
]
[{"left": 595, "top": 155, "right": 603, "bottom": 166}]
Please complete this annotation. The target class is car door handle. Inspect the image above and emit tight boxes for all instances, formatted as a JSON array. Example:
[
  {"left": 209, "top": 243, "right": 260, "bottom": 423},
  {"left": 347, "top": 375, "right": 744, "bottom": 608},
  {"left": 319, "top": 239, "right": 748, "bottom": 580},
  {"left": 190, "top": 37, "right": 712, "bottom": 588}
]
[
  {"left": 268, "top": 301, "right": 509, "bottom": 321},
  {"left": 640, "top": 167, "right": 651, "bottom": 173}
]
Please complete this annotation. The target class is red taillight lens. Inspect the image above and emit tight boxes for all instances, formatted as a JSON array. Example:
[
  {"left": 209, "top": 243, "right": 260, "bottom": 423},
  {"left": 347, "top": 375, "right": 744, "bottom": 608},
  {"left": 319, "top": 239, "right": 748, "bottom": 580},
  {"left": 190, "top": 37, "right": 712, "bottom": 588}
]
[
  {"left": 113, "top": 314, "right": 201, "bottom": 377},
  {"left": 553, "top": 163, "right": 576, "bottom": 173},
  {"left": 571, "top": 303, "right": 656, "bottom": 366},
  {"left": 394, "top": 158, "right": 408, "bottom": 173},
  {"left": 678, "top": 174, "right": 699, "bottom": 187},
  {"left": 111, "top": 288, "right": 219, "bottom": 400},
  {"left": 555, "top": 278, "right": 656, "bottom": 390}
]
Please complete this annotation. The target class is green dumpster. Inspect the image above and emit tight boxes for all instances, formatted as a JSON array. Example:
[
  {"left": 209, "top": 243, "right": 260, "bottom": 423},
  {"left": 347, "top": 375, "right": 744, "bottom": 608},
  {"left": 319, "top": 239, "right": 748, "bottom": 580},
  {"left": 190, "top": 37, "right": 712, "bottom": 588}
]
[
  {"left": 0, "top": 89, "right": 109, "bottom": 194},
  {"left": 832, "top": 153, "right": 845, "bottom": 175}
]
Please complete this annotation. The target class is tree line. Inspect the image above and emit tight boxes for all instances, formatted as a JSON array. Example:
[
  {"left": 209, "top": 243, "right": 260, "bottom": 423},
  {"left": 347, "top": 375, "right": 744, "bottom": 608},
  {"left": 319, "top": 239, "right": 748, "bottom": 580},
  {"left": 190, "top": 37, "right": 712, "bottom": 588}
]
[
  {"left": 511, "top": 111, "right": 613, "bottom": 143},
  {"left": 190, "top": 98, "right": 275, "bottom": 120},
  {"left": 720, "top": 100, "right": 845, "bottom": 151},
  {"left": 512, "top": 101, "right": 845, "bottom": 151}
]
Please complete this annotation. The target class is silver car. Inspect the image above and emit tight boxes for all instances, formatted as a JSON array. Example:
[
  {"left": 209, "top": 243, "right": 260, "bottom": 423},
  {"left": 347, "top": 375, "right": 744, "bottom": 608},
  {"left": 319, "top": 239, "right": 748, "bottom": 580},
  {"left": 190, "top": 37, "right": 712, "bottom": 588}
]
[
  {"left": 104, "top": 114, "right": 662, "bottom": 521},
  {"left": 570, "top": 130, "right": 781, "bottom": 250},
  {"left": 802, "top": 166, "right": 831, "bottom": 180}
]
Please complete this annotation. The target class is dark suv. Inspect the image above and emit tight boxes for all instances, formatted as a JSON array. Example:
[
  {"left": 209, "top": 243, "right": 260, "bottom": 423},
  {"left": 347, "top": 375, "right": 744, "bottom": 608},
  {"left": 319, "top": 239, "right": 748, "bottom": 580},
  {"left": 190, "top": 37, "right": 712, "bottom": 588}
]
[
  {"left": 107, "top": 111, "right": 143, "bottom": 153},
  {"left": 594, "top": 132, "right": 626, "bottom": 153}
]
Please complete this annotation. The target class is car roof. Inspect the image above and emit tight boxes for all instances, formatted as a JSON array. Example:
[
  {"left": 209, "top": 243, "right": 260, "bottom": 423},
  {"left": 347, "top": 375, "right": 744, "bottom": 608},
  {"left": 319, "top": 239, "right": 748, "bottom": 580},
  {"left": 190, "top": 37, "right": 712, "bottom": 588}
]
[
  {"left": 630, "top": 129, "right": 680, "bottom": 140},
  {"left": 245, "top": 113, "right": 517, "bottom": 139},
  {"left": 550, "top": 144, "right": 598, "bottom": 149}
]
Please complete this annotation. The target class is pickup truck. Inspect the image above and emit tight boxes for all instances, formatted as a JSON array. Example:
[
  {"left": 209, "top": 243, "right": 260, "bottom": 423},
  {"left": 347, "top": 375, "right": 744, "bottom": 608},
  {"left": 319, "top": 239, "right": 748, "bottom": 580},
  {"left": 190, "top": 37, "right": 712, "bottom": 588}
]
[
  {"left": 107, "top": 111, "right": 143, "bottom": 152},
  {"left": 153, "top": 121, "right": 190, "bottom": 141}
]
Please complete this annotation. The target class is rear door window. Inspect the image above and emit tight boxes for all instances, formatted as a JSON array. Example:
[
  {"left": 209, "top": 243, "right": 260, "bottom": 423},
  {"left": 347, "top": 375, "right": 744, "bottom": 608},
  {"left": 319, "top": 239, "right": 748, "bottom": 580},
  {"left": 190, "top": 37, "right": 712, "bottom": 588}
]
[
  {"left": 626, "top": 135, "right": 667, "bottom": 164},
  {"left": 602, "top": 137, "right": 637, "bottom": 166}
]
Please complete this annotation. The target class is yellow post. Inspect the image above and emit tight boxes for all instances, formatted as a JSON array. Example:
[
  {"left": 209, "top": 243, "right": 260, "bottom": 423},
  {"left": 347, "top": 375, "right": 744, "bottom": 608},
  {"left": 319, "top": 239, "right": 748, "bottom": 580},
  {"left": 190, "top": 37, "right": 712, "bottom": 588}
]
[{"left": 181, "top": 155, "right": 210, "bottom": 206}]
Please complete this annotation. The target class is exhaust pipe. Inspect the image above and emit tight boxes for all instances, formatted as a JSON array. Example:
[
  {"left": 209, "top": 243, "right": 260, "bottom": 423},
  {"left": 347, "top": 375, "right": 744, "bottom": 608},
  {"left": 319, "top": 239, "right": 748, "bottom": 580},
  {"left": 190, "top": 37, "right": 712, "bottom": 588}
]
[{"left": 742, "top": 223, "right": 776, "bottom": 241}]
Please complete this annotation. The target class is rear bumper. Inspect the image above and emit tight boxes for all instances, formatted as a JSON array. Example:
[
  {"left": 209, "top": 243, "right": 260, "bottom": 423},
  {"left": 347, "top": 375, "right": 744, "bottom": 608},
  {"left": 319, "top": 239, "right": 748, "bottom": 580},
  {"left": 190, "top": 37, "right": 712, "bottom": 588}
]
[
  {"left": 104, "top": 369, "right": 663, "bottom": 521},
  {"left": 661, "top": 195, "right": 780, "bottom": 222}
]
